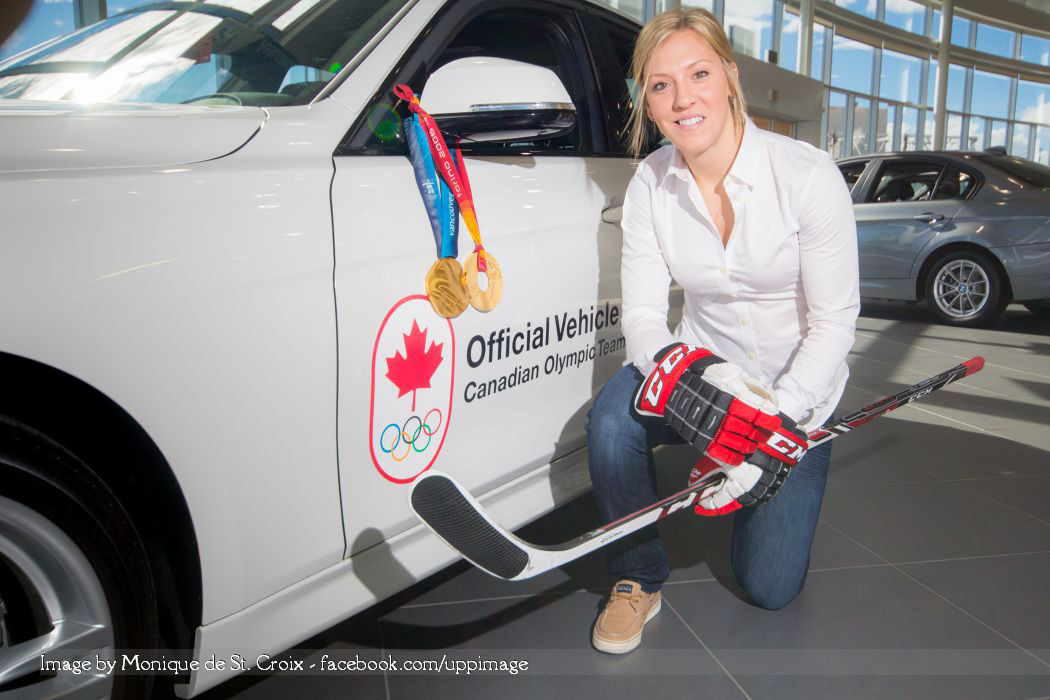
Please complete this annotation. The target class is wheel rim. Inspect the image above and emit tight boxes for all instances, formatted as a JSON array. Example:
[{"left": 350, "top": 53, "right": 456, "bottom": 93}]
[
  {"left": 0, "top": 495, "right": 115, "bottom": 699},
  {"left": 932, "top": 259, "right": 990, "bottom": 320}
]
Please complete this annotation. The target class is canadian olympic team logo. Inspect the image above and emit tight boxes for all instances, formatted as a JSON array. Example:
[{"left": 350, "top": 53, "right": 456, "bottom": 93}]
[{"left": 369, "top": 295, "right": 455, "bottom": 483}]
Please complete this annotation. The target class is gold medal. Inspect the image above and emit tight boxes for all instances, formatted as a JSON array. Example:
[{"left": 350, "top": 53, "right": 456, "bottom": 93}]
[
  {"left": 463, "top": 250, "right": 503, "bottom": 312},
  {"left": 425, "top": 258, "right": 470, "bottom": 318}
]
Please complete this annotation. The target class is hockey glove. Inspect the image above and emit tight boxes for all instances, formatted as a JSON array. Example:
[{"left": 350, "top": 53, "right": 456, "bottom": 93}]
[
  {"left": 689, "top": 413, "right": 810, "bottom": 516},
  {"left": 633, "top": 343, "right": 781, "bottom": 466}
]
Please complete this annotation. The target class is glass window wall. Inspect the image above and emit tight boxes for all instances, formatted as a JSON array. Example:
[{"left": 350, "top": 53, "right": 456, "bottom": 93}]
[
  {"left": 971, "top": 69, "right": 1010, "bottom": 119},
  {"left": 1020, "top": 34, "right": 1050, "bottom": 67},
  {"left": 833, "top": 0, "right": 875, "bottom": 20},
  {"left": 880, "top": 48, "right": 921, "bottom": 104},
  {"left": 724, "top": 0, "right": 774, "bottom": 61},
  {"left": 828, "top": 91, "right": 847, "bottom": 158},
  {"left": 902, "top": 107, "right": 919, "bottom": 150},
  {"left": 681, "top": 0, "right": 715, "bottom": 11},
  {"left": 928, "top": 62, "right": 966, "bottom": 113},
  {"left": 1037, "top": 126, "right": 1050, "bottom": 164},
  {"left": 876, "top": 101, "right": 894, "bottom": 151},
  {"left": 968, "top": 116, "right": 986, "bottom": 150},
  {"left": 932, "top": 11, "right": 972, "bottom": 47},
  {"left": 1013, "top": 123, "right": 1032, "bottom": 157},
  {"left": 853, "top": 95, "right": 871, "bottom": 155},
  {"left": 830, "top": 34, "right": 873, "bottom": 94},
  {"left": 811, "top": 24, "right": 826, "bottom": 81},
  {"left": 884, "top": 0, "right": 924, "bottom": 35},
  {"left": 989, "top": 120, "right": 1007, "bottom": 148},
  {"left": 1016, "top": 79, "right": 1050, "bottom": 125},
  {"left": 946, "top": 113, "right": 963, "bottom": 149},
  {"left": 975, "top": 23, "right": 1014, "bottom": 59},
  {"left": 780, "top": 7, "right": 799, "bottom": 73}
]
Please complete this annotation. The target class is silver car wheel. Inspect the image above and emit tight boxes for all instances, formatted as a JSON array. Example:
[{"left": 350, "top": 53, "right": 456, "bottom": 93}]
[
  {"left": 932, "top": 259, "right": 990, "bottom": 320},
  {"left": 0, "top": 494, "right": 115, "bottom": 699}
]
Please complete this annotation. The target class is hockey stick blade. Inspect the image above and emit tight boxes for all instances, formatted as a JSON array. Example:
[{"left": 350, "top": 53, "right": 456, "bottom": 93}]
[{"left": 410, "top": 356, "right": 984, "bottom": 581}]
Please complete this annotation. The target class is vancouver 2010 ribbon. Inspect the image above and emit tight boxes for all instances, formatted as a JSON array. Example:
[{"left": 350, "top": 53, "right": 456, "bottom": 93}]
[
  {"left": 402, "top": 106, "right": 469, "bottom": 318},
  {"left": 393, "top": 84, "right": 503, "bottom": 315}
]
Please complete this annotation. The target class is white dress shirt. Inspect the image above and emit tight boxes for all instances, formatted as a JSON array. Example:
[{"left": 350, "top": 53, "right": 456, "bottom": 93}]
[{"left": 621, "top": 118, "right": 860, "bottom": 432}]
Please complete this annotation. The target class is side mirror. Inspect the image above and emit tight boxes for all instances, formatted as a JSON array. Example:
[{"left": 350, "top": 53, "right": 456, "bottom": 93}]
[{"left": 420, "top": 57, "right": 576, "bottom": 144}]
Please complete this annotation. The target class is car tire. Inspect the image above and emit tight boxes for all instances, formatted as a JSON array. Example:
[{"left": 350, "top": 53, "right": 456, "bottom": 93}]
[
  {"left": 923, "top": 249, "right": 1007, "bottom": 326},
  {"left": 1023, "top": 300, "right": 1050, "bottom": 314},
  {"left": 0, "top": 416, "right": 158, "bottom": 698}
]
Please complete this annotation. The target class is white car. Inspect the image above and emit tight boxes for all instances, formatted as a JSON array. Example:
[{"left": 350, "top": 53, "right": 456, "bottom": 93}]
[{"left": 0, "top": 0, "right": 651, "bottom": 697}]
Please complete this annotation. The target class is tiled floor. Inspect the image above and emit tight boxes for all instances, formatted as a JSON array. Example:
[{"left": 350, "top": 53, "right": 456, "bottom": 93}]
[{"left": 206, "top": 303, "right": 1050, "bottom": 700}]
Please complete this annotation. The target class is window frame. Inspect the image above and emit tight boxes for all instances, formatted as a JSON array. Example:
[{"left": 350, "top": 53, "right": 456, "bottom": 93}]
[
  {"left": 836, "top": 158, "right": 870, "bottom": 196},
  {"left": 335, "top": 0, "right": 609, "bottom": 157},
  {"left": 857, "top": 155, "right": 982, "bottom": 204},
  {"left": 580, "top": 6, "right": 645, "bottom": 158}
]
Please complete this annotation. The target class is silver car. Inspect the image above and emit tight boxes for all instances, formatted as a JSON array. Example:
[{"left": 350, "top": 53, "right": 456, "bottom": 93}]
[{"left": 837, "top": 149, "right": 1050, "bottom": 325}]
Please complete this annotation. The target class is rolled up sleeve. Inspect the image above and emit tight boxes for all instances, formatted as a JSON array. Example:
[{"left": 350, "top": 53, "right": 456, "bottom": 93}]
[
  {"left": 773, "top": 152, "right": 860, "bottom": 424},
  {"left": 621, "top": 168, "right": 675, "bottom": 374}
]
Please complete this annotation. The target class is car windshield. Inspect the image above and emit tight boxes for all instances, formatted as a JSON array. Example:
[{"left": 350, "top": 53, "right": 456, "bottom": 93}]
[
  {"left": 0, "top": 0, "right": 407, "bottom": 106},
  {"left": 975, "top": 155, "right": 1050, "bottom": 189}
]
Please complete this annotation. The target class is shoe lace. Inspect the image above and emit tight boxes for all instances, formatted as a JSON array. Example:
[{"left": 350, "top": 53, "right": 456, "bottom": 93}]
[{"left": 609, "top": 587, "right": 644, "bottom": 613}]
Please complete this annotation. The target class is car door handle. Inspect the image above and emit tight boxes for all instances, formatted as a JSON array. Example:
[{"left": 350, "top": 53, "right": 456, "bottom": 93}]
[
  {"left": 913, "top": 212, "right": 946, "bottom": 224},
  {"left": 601, "top": 205, "right": 623, "bottom": 224}
]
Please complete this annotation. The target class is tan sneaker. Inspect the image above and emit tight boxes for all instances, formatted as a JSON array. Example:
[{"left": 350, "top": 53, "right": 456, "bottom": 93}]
[{"left": 591, "top": 580, "right": 661, "bottom": 654}]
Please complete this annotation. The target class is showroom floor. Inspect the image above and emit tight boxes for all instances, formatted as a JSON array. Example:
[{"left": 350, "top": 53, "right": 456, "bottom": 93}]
[{"left": 204, "top": 303, "right": 1050, "bottom": 700}]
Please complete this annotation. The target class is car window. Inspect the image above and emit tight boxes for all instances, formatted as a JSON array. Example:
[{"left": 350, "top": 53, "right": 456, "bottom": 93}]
[
  {"left": 0, "top": 0, "right": 409, "bottom": 105},
  {"left": 975, "top": 155, "right": 1050, "bottom": 188},
  {"left": 931, "top": 165, "right": 976, "bottom": 200},
  {"left": 867, "top": 160, "right": 945, "bottom": 203},
  {"left": 838, "top": 161, "right": 868, "bottom": 192},
  {"left": 358, "top": 6, "right": 594, "bottom": 154},
  {"left": 588, "top": 14, "right": 647, "bottom": 155}
]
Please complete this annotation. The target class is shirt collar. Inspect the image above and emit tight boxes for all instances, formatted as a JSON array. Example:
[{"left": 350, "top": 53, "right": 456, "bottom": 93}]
[{"left": 662, "top": 117, "right": 764, "bottom": 190}]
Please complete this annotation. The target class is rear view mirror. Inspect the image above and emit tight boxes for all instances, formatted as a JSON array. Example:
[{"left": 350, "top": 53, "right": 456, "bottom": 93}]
[{"left": 420, "top": 57, "right": 576, "bottom": 144}]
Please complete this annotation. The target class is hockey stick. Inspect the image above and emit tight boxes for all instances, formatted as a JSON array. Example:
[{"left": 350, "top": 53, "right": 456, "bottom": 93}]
[{"left": 410, "top": 356, "right": 985, "bottom": 581}]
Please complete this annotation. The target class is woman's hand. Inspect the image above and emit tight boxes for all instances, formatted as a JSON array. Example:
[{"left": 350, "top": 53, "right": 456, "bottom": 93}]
[
  {"left": 632, "top": 343, "right": 781, "bottom": 465},
  {"left": 688, "top": 414, "right": 810, "bottom": 516}
]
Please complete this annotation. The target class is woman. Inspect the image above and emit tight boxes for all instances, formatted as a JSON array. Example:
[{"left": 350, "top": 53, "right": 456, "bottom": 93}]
[{"left": 588, "top": 7, "right": 859, "bottom": 655}]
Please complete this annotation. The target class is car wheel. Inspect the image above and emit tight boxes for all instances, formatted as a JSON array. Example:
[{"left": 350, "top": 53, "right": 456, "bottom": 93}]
[
  {"left": 924, "top": 250, "right": 1006, "bottom": 326},
  {"left": 1023, "top": 300, "right": 1050, "bottom": 314},
  {"left": 0, "top": 417, "right": 158, "bottom": 698}
]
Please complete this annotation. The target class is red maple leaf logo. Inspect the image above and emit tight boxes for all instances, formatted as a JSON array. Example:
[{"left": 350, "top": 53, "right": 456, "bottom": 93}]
[{"left": 385, "top": 320, "right": 444, "bottom": 411}]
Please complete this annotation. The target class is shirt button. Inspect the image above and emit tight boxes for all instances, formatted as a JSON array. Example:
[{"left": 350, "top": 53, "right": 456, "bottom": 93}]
[
  {"left": 719, "top": 266, "right": 727, "bottom": 274},
  {"left": 747, "top": 352, "right": 756, "bottom": 361},
  {"left": 740, "top": 319, "right": 749, "bottom": 327}
]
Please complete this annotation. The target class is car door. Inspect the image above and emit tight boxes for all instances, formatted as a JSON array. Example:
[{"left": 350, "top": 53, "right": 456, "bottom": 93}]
[
  {"left": 852, "top": 157, "right": 966, "bottom": 279},
  {"left": 330, "top": 0, "right": 633, "bottom": 553}
]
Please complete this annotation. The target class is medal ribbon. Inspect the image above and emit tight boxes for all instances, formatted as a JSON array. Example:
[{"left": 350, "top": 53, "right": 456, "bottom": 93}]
[
  {"left": 393, "top": 84, "right": 488, "bottom": 272},
  {"left": 403, "top": 113, "right": 458, "bottom": 259}
]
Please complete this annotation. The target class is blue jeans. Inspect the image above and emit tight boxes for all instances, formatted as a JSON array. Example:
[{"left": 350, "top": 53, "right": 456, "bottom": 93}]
[{"left": 586, "top": 365, "right": 833, "bottom": 610}]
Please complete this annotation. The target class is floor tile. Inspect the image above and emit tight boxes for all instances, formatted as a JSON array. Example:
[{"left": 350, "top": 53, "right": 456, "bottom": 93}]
[
  {"left": 820, "top": 478, "right": 1050, "bottom": 562},
  {"left": 952, "top": 475, "right": 1050, "bottom": 525},
  {"left": 379, "top": 589, "right": 741, "bottom": 698},
  {"left": 668, "top": 566, "right": 1033, "bottom": 653},
  {"left": 844, "top": 417, "right": 1050, "bottom": 480},
  {"left": 736, "top": 675, "right": 1050, "bottom": 700},
  {"left": 385, "top": 671, "right": 745, "bottom": 700},
  {"left": 194, "top": 614, "right": 388, "bottom": 700},
  {"left": 901, "top": 551, "right": 1050, "bottom": 665}
]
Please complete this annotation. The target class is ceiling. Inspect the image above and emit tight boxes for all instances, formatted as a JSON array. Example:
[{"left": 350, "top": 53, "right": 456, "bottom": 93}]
[{"left": 953, "top": 0, "right": 1050, "bottom": 35}]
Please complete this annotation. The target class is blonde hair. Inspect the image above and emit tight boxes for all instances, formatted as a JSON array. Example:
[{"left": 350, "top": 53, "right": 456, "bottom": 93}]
[{"left": 627, "top": 7, "right": 749, "bottom": 157}]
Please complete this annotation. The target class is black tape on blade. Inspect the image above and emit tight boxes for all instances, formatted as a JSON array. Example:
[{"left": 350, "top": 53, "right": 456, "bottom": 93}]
[{"left": 411, "top": 474, "right": 530, "bottom": 580}]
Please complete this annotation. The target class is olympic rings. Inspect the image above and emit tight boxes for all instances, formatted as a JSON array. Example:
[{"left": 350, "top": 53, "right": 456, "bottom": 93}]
[{"left": 378, "top": 410, "right": 444, "bottom": 461}]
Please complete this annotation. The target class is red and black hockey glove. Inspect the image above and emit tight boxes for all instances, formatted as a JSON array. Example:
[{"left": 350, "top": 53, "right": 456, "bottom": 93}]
[
  {"left": 689, "top": 413, "right": 810, "bottom": 516},
  {"left": 632, "top": 343, "right": 781, "bottom": 466}
]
